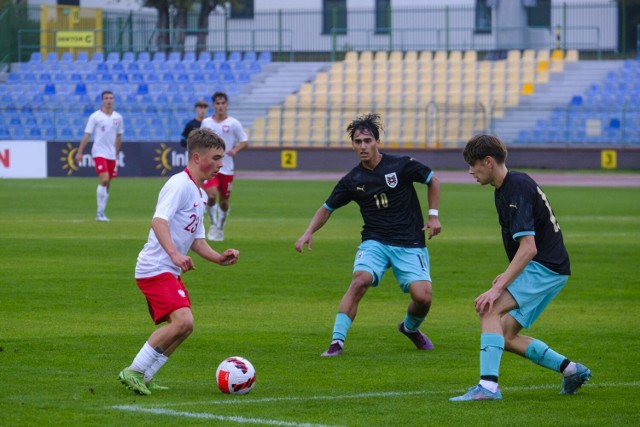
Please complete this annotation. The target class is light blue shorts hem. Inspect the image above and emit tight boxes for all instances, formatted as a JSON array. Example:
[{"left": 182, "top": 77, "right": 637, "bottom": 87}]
[{"left": 508, "top": 261, "right": 569, "bottom": 329}]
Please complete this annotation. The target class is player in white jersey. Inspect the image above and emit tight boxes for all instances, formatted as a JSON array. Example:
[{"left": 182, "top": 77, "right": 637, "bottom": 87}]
[
  {"left": 75, "top": 90, "right": 124, "bottom": 222},
  {"left": 118, "top": 128, "right": 240, "bottom": 396},
  {"left": 200, "top": 91, "right": 249, "bottom": 241}
]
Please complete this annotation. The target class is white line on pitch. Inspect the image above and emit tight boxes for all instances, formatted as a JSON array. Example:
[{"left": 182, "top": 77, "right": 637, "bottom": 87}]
[
  {"left": 137, "top": 381, "right": 640, "bottom": 409},
  {"left": 112, "top": 405, "right": 343, "bottom": 427}
]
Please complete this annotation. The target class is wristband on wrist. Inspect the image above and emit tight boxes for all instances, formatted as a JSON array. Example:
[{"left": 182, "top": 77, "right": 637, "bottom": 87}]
[{"left": 428, "top": 209, "right": 439, "bottom": 217}]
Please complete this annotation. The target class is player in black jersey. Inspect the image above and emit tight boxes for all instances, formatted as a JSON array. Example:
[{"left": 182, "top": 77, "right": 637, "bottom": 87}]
[
  {"left": 295, "top": 113, "right": 442, "bottom": 357},
  {"left": 180, "top": 100, "right": 208, "bottom": 147},
  {"left": 451, "top": 134, "right": 591, "bottom": 402}
]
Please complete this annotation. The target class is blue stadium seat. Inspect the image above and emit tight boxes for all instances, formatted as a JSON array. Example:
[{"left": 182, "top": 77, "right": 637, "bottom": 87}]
[
  {"left": 152, "top": 52, "right": 166, "bottom": 63},
  {"left": 127, "top": 62, "right": 140, "bottom": 72},
  {"left": 197, "top": 51, "right": 211, "bottom": 63},
  {"left": 0, "top": 127, "right": 10, "bottom": 139},
  {"left": 11, "top": 128, "right": 26, "bottom": 139},
  {"left": 29, "top": 128, "right": 42, "bottom": 138},
  {"left": 221, "top": 72, "right": 235, "bottom": 83},
  {"left": 228, "top": 51, "right": 242, "bottom": 63},
  {"left": 75, "top": 51, "right": 89, "bottom": 63},
  {"left": 106, "top": 52, "right": 120, "bottom": 63},
  {"left": 57, "top": 127, "right": 74, "bottom": 140},
  {"left": 183, "top": 51, "right": 196, "bottom": 63},
  {"left": 247, "top": 61, "right": 262, "bottom": 74},
  {"left": 43, "top": 83, "right": 56, "bottom": 95},
  {"left": 172, "top": 62, "right": 186, "bottom": 72},
  {"left": 137, "top": 83, "right": 149, "bottom": 95},
  {"left": 137, "top": 51, "right": 151, "bottom": 63},
  {"left": 243, "top": 51, "right": 257, "bottom": 63},
  {"left": 37, "top": 73, "right": 52, "bottom": 83},
  {"left": 258, "top": 51, "right": 272, "bottom": 63},
  {"left": 187, "top": 62, "right": 202, "bottom": 73},
  {"left": 203, "top": 62, "right": 217, "bottom": 72},
  {"left": 29, "top": 52, "right": 42, "bottom": 63},
  {"left": 74, "top": 83, "right": 87, "bottom": 95},
  {"left": 45, "top": 52, "right": 58, "bottom": 63},
  {"left": 90, "top": 52, "right": 104, "bottom": 63},
  {"left": 111, "top": 62, "right": 124, "bottom": 72},
  {"left": 219, "top": 62, "right": 231, "bottom": 71},
  {"left": 236, "top": 72, "right": 250, "bottom": 84},
  {"left": 122, "top": 51, "right": 136, "bottom": 63},
  {"left": 570, "top": 95, "right": 583, "bottom": 107},
  {"left": 213, "top": 52, "right": 226, "bottom": 63},
  {"left": 168, "top": 51, "right": 181, "bottom": 63}
]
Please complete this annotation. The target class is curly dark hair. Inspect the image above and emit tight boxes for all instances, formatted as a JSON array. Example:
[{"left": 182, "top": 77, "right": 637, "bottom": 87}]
[{"left": 346, "top": 113, "right": 384, "bottom": 141}]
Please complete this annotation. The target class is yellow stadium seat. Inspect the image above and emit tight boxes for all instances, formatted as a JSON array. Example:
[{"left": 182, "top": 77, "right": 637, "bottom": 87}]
[
  {"left": 521, "top": 82, "right": 535, "bottom": 95},
  {"left": 463, "top": 50, "right": 477, "bottom": 63},
  {"left": 507, "top": 49, "right": 521, "bottom": 62},
  {"left": 536, "top": 49, "right": 550, "bottom": 61},
  {"left": 419, "top": 50, "right": 433, "bottom": 63},
  {"left": 389, "top": 51, "right": 403, "bottom": 62},
  {"left": 449, "top": 50, "right": 462, "bottom": 62},
  {"left": 374, "top": 50, "right": 387, "bottom": 62},
  {"left": 433, "top": 51, "right": 447, "bottom": 63},
  {"left": 345, "top": 51, "right": 358, "bottom": 62},
  {"left": 551, "top": 49, "right": 564, "bottom": 61},
  {"left": 565, "top": 49, "right": 579, "bottom": 62},
  {"left": 404, "top": 51, "right": 418, "bottom": 62},
  {"left": 359, "top": 51, "right": 373, "bottom": 62},
  {"left": 522, "top": 49, "right": 535, "bottom": 62}
]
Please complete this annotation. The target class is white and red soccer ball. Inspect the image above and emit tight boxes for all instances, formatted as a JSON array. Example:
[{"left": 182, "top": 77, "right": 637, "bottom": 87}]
[{"left": 216, "top": 356, "right": 256, "bottom": 395}]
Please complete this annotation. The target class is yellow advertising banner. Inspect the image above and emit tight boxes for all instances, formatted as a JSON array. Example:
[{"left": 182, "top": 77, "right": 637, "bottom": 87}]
[{"left": 56, "top": 31, "right": 95, "bottom": 48}]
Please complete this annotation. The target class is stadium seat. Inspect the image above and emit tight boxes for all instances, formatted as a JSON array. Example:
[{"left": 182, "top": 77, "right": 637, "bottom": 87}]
[
  {"left": 243, "top": 51, "right": 257, "bottom": 63},
  {"left": 257, "top": 51, "right": 272, "bottom": 63},
  {"left": 106, "top": 52, "right": 120, "bottom": 63},
  {"left": 90, "top": 52, "right": 104, "bottom": 64},
  {"left": 29, "top": 52, "right": 42, "bottom": 63},
  {"left": 152, "top": 52, "right": 166, "bottom": 63},
  {"left": 168, "top": 51, "right": 181, "bottom": 63},
  {"left": 213, "top": 52, "right": 226, "bottom": 63},
  {"left": 198, "top": 51, "right": 211, "bottom": 63},
  {"left": 228, "top": 51, "right": 242, "bottom": 63},
  {"left": 183, "top": 51, "right": 196, "bottom": 63},
  {"left": 137, "top": 51, "right": 151, "bottom": 63},
  {"left": 122, "top": 51, "right": 136, "bottom": 63}
]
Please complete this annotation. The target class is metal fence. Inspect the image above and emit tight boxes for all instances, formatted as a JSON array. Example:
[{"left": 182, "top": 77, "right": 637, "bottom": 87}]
[{"left": 0, "top": 2, "right": 623, "bottom": 65}]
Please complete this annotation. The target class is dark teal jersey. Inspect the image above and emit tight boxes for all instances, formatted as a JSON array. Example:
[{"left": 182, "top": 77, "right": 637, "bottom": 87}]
[
  {"left": 325, "top": 154, "right": 433, "bottom": 248},
  {"left": 495, "top": 171, "right": 571, "bottom": 275}
]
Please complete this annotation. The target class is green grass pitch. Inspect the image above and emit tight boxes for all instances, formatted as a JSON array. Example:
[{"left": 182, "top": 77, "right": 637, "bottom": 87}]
[{"left": 0, "top": 176, "right": 639, "bottom": 426}]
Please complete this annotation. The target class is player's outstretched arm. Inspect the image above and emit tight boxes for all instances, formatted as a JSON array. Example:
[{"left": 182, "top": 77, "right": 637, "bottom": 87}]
[
  {"left": 191, "top": 239, "right": 239, "bottom": 266},
  {"left": 295, "top": 206, "right": 332, "bottom": 253}
]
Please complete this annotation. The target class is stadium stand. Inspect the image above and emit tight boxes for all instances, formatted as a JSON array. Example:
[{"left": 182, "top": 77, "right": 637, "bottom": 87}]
[{"left": 0, "top": 50, "right": 274, "bottom": 142}]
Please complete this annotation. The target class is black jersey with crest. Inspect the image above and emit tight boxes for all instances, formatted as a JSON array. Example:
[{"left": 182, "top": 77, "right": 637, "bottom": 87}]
[
  {"left": 324, "top": 153, "right": 433, "bottom": 248},
  {"left": 495, "top": 171, "right": 571, "bottom": 275}
]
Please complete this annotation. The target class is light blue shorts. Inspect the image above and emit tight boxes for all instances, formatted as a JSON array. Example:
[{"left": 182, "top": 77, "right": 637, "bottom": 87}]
[
  {"left": 507, "top": 261, "right": 569, "bottom": 329},
  {"left": 353, "top": 240, "right": 431, "bottom": 293}
]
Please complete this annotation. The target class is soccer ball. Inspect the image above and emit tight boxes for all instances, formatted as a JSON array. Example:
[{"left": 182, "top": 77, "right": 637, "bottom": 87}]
[{"left": 215, "top": 356, "right": 256, "bottom": 395}]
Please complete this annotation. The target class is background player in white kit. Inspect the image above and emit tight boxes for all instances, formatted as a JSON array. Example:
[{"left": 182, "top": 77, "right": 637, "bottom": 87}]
[
  {"left": 118, "top": 128, "right": 240, "bottom": 396},
  {"left": 200, "top": 91, "right": 249, "bottom": 241},
  {"left": 75, "top": 90, "right": 124, "bottom": 222}
]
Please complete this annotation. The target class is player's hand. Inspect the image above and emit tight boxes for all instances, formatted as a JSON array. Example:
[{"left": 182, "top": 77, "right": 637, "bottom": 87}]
[
  {"left": 423, "top": 217, "right": 441, "bottom": 240},
  {"left": 294, "top": 234, "right": 312, "bottom": 253},
  {"left": 75, "top": 152, "right": 83, "bottom": 163},
  {"left": 474, "top": 285, "right": 502, "bottom": 314},
  {"left": 219, "top": 249, "right": 239, "bottom": 265},
  {"left": 172, "top": 253, "right": 196, "bottom": 272}
]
